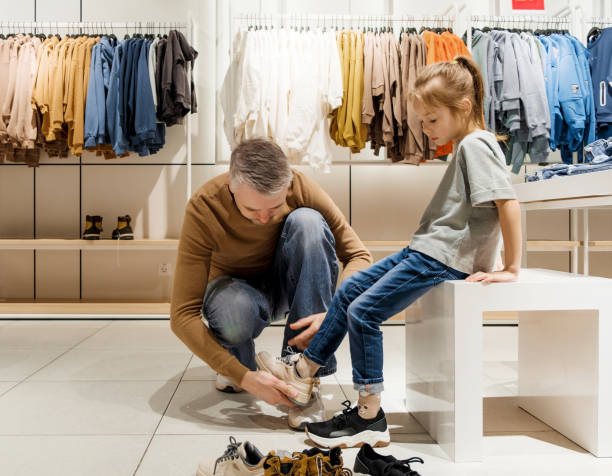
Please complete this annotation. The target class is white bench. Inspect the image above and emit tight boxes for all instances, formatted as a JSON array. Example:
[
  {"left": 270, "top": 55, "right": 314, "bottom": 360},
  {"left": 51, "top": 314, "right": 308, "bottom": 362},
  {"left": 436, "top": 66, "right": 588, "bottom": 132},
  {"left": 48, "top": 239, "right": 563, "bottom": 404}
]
[{"left": 405, "top": 268, "right": 612, "bottom": 462}]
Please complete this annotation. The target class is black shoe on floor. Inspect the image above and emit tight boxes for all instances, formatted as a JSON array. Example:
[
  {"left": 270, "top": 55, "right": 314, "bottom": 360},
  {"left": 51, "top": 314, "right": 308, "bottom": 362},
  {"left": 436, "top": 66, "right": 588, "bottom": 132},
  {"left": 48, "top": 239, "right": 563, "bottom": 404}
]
[
  {"left": 354, "top": 444, "right": 424, "bottom": 476},
  {"left": 305, "top": 400, "right": 390, "bottom": 449}
]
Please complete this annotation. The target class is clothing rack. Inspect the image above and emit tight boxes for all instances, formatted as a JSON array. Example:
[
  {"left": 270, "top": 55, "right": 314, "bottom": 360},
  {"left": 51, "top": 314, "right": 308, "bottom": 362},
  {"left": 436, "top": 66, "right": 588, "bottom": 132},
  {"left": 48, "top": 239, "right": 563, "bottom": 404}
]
[
  {"left": 0, "top": 19, "right": 196, "bottom": 306},
  {"left": 233, "top": 13, "right": 457, "bottom": 32},
  {"left": 0, "top": 20, "right": 193, "bottom": 201},
  {"left": 467, "top": 15, "right": 572, "bottom": 50}
]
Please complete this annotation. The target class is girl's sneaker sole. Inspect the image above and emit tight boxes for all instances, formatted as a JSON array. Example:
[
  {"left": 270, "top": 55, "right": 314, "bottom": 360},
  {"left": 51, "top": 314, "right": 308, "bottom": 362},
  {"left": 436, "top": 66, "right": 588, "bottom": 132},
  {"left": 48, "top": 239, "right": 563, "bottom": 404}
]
[{"left": 305, "top": 427, "right": 391, "bottom": 449}]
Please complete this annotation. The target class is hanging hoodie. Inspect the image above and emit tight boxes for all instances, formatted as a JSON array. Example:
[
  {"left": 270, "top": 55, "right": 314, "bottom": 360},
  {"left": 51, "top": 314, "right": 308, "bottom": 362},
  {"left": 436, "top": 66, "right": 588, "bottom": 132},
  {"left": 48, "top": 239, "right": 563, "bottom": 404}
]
[{"left": 158, "top": 30, "right": 198, "bottom": 126}]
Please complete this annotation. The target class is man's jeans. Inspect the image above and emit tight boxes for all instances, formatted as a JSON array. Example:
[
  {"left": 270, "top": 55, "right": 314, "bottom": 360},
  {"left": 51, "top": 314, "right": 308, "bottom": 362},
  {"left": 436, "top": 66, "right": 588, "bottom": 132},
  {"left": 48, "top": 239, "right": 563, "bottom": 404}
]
[
  {"left": 202, "top": 208, "right": 338, "bottom": 377},
  {"left": 304, "top": 247, "right": 468, "bottom": 393}
]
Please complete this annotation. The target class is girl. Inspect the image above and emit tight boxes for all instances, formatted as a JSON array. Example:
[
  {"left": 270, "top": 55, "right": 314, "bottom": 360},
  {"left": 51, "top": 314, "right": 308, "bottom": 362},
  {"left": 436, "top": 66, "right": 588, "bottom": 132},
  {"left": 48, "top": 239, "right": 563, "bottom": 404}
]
[{"left": 256, "top": 56, "right": 522, "bottom": 448}]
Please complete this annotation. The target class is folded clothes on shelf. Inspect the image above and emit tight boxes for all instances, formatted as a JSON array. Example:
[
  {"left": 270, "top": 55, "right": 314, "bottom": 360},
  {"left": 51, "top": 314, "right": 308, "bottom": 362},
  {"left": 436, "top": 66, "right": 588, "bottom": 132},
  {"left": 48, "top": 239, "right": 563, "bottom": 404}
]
[{"left": 526, "top": 138, "right": 612, "bottom": 181}]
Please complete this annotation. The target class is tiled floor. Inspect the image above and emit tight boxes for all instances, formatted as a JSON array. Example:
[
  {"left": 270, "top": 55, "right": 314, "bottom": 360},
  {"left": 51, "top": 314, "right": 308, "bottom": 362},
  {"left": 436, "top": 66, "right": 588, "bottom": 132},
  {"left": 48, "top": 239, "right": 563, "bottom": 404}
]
[{"left": 0, "top": 321, "right": 611, "bottom": 475}]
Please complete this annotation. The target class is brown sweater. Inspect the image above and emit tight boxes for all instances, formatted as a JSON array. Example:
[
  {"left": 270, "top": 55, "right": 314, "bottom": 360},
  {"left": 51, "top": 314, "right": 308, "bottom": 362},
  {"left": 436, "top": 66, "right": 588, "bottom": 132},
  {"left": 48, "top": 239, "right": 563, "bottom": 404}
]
[{"left": 170, "top": 170, "right": 372, "bottom": 385}]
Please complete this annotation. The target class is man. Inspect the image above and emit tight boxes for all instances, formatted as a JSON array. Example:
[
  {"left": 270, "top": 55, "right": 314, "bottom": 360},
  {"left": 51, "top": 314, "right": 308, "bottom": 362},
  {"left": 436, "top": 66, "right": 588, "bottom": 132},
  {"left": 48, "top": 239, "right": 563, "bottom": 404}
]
[{"left": 170, "top": 138, "right": 372, "bottom": 429}]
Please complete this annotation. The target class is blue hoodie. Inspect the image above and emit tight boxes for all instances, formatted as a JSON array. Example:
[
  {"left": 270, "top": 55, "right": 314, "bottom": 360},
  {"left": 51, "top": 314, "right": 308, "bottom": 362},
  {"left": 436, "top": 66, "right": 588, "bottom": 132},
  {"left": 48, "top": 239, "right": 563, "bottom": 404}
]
[
  {"left": 84, "top": 36, "right": 116, "bottom": 148},
  {"left": 563, "top": 34, "right": 596, "bottom": 163},
  {"left": 588, "top": 27, "right": 612, "bottom": 138}
]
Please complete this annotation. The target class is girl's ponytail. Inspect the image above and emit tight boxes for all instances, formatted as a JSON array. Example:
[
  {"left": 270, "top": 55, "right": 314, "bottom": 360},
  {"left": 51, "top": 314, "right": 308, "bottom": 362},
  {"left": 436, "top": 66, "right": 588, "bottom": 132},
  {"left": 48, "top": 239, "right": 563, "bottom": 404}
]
[{"left": 454, "top": 55, "right": 486, "bottom": 131}]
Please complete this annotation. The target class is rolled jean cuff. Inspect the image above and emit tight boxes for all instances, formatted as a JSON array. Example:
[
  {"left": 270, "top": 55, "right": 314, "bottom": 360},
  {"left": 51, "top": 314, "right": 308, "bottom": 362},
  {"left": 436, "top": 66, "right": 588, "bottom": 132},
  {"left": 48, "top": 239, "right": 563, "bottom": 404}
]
[{"left": 353, "top": 381, "right": 384, "bottom": 394}]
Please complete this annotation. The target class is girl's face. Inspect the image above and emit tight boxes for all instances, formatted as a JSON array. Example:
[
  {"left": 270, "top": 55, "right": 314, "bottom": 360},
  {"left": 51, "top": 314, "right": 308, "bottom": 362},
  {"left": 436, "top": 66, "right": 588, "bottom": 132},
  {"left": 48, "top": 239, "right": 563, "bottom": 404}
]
[{"left": 413, "top": 101, "right": 469, "bottom": 146}]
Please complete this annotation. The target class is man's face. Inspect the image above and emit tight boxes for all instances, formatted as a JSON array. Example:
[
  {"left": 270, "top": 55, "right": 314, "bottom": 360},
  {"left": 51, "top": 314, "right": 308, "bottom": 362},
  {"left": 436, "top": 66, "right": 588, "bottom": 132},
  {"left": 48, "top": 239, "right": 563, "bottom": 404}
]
[{"left": 229, "top": 182, "right": 288, "bottom": 225}]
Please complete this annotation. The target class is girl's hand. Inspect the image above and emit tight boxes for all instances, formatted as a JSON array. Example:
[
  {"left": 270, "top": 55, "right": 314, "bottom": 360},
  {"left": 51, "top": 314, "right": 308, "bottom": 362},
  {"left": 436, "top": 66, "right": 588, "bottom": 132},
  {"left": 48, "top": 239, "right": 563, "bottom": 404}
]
[{"left": 465, "top": 269, "right": 519, "bottom": 284}]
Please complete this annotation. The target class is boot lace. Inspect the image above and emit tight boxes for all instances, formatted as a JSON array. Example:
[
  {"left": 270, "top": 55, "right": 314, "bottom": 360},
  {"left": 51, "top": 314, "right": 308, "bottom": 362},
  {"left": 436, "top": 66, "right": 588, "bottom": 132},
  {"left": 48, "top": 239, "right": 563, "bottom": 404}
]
[
  {"left": 214, "top": 436, "right": 241, "bottom": 474},
  {"left": 382, "top": 457, "right": 424, "bottom": 476}
]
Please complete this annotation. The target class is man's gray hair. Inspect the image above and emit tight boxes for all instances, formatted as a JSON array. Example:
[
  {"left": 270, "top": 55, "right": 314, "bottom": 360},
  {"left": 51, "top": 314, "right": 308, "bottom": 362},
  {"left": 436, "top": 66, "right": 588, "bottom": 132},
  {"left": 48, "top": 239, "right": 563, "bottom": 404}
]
[{"left": 229, "top": 138, "right": 293, "bottom": 195}]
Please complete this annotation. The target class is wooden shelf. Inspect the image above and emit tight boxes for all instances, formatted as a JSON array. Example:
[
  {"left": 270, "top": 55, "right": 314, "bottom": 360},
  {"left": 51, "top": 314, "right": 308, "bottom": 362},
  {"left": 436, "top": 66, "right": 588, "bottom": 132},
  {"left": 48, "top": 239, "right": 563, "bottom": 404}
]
[
  {"left": 0, "top": 239, "right": 179, "bottom": 250},
  {"left": 0, "top": 299, "right": 170, "bottom": 316}
]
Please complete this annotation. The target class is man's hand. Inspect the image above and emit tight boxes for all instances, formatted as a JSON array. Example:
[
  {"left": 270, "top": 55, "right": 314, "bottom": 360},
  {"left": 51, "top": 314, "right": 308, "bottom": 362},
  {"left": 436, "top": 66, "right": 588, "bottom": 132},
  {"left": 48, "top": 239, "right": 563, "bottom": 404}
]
[
  {"left": 240, "top": 370, "right": 298, "bottom": 406},
  {"left": 287, "top": 312, "right": 326, "bottom": 350},
  {"left": 466, "top": 269, "right": 519, "bottom": 284}
]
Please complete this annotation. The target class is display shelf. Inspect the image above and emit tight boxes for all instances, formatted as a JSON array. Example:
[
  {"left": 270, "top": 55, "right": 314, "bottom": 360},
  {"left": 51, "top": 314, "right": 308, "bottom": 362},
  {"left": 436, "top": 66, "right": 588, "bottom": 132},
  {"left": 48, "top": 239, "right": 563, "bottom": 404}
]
[
  {"left": 0, "top": 239, "right": 179, "bottom": 250},
  {"left": 0, "top": 299, "right": 170, "bottom": 317}
]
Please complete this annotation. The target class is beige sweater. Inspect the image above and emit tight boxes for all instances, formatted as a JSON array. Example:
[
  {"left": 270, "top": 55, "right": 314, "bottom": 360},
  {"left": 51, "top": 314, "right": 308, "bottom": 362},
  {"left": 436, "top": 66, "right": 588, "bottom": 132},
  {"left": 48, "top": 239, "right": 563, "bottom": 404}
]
[{"left": 170, "top": 170, "right": 372, "bottom": 385}]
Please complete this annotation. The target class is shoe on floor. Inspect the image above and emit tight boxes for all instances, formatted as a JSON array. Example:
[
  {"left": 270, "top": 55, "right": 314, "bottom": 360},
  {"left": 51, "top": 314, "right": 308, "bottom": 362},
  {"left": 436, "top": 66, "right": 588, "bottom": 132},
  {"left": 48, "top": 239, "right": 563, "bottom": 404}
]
[
  {"left": 288, "top": 380, "right": 324, "bottom": 430},
  {"left": 305, "top": 400, "right": 390, "bottom": 449},
  {"left": 255, "top": 351, "right": 314, "bottom": 406},
  {"left": 216, "top": 373, "right": 243, "bottom": 393},
  {"left": 354, "top": 443, "right": 424, "bottom": 475},
  {"left": 197, "top": 436, "right": 265, "bottom": 476},
  {"left": 264, "top": 447, "right": 345, "bottom": 476}
]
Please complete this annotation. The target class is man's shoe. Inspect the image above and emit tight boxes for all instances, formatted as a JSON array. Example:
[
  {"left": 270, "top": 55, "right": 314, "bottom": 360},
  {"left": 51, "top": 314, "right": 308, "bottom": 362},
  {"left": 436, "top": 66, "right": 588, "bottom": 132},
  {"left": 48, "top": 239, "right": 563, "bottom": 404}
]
[
  {"left": 288, "top": 380, "right": 325, "bottom": 430},
  {"left": 305, "top": 400, "right": 390, "bottom": 449},
  {"left": 197, "top": 436, "right": 265, "bottom": 476},
  {"left": 216, "top": 374, "right": 243, "bottom": 393},
  {"left": 83, "top": 215, "right": 103, "bottom": 240},
  {"left": 354, "top": 444, "right": 424, "bottom": 476},
  {"left": 112, "top": 214, "right": 134, "bottom": 240},
  {"left": 255, "top": 351, "right": 314, "bottom": 406}
]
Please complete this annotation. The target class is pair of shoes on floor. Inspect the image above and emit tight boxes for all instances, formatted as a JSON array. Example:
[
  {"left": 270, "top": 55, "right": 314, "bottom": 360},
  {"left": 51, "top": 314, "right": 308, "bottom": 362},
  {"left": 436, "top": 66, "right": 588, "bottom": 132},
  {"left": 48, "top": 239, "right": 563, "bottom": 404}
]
[
  {"left": 197, "top": 437, "right": 349, "bottom": 476},
  {"left": 354, "top": 444, "right": 424, "bottom": 476},
  {"left": 255, "top": 351, "right": 390, "bottom": 449},
  {"left": 82, "top": 214, "right": 134, "bottom": 240}
]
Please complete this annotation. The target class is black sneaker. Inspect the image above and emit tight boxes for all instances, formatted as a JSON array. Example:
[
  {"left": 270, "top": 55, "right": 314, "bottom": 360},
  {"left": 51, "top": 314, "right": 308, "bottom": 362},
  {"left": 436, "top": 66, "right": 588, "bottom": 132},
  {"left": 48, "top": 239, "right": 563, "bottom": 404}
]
[
  {"left": 83, "top": 215, "right": 103, "bottom": 240},
  {"left": 305, "top": 400, "right": 390, "bottom": 449},
  {"left": 112, "top": 214, "right": 134, "bottom": 240},
  {"left": 354, "top": 443, "right": 424, "bottom": 475}
]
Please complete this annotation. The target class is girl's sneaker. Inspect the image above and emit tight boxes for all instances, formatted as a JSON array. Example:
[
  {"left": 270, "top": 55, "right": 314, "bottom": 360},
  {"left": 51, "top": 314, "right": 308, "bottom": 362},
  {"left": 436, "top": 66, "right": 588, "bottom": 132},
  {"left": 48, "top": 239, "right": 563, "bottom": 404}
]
[
  {"left": 255, "top": 351, "right": 314, "bottom": 406},
  {"left": 305, "top": 400, "right": 390, "bottom": 449}
]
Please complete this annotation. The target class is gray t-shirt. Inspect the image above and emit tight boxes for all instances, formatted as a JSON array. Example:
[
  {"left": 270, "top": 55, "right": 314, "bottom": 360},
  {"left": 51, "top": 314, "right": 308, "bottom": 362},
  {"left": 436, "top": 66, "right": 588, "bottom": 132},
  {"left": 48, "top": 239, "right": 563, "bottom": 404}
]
[{"left": 410, "top": 130, "right": 517, "bottom": 274}]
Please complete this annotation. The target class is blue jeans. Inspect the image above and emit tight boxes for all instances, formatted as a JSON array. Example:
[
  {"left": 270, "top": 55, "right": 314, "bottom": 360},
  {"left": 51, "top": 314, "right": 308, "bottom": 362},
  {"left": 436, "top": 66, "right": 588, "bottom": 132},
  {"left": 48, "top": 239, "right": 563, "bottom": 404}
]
[
  {"left": 202, "top": 208, "right": 339, "bottom": 377},
  {"left": 304, "top": 247, "right": 468, "bottom": 393}
]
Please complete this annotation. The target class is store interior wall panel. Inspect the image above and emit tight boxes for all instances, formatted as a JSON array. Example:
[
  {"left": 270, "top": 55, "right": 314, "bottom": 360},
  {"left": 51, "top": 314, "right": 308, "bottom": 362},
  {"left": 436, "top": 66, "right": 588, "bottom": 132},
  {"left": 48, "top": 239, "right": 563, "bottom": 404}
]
[
  {"left": 527, "top": 251, "right": 571, "bottom": 273},
  {"left": 35, "top": 165, "right": 80, "bottom": 239},
  {"left": 526, "top": 210, "right": 570, "bottom": 241},
  {"left": 0, "top": 0, "right": 33, "bottom": 20},
  {"left": 284, "top": 0, "right": 351, "bottom": 14},
  {"left": 0, "top": 252, "right": 34, "bottom": 299},
  {"left": 81, "top": 250, "right": 177, "bottom": 301},
  {"left": 0, "top": 167, "right": 34, "bottom": 239},
  {"left": 294, "top": 165, "right": 350, "bottom": 221},
  {"left": 81, "top": 165, "right": 187, "bottom": 239},
  {"left": 35, "top": 251, "right": 80, "bottom": 299},
  {"left": 350, "top": 164, "right": 447, "bottom": 241}
]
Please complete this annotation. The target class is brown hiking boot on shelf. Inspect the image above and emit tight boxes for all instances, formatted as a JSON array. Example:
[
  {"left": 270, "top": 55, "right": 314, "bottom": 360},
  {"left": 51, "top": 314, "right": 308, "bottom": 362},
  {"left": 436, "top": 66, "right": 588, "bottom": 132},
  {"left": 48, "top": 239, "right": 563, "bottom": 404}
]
[
  {"left": 112, "top": 214, "right": 134, "bottom": 240},
  {"left": 255, "top": 351, "right": 314, "bottom": 406},
  {"left": 83, "top": 215, "right": 103, "bottom": 240}
]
